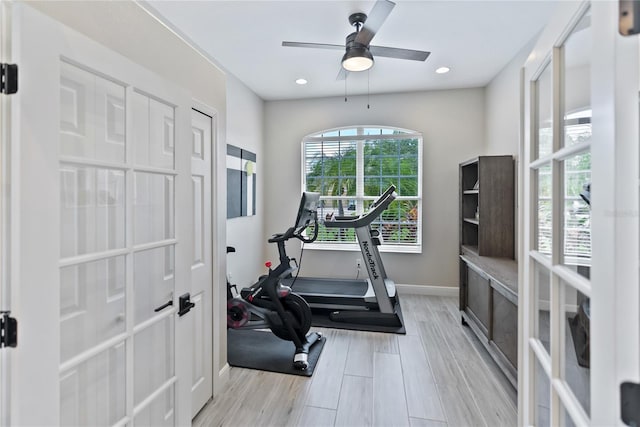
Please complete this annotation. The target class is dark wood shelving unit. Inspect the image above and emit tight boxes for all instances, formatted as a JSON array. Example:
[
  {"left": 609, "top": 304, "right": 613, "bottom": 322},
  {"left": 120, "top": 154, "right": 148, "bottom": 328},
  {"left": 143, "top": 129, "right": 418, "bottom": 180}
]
[
  {"left": 459, "top": 156, "right": 514, "bottom": 258},
  {"left": 459, "top": 155, "right": 517, "bottom": 388}
]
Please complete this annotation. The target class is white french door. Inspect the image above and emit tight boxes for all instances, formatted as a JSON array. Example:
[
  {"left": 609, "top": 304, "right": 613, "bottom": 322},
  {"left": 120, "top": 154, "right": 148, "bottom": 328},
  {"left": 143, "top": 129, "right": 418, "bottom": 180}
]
[
  {"left": 521, "top": 1, "right": 640, "bottom": 426},
  {"left": 190, "top": 108, "right": 214, "bottom": 417},
  {"left": 7, "top": 3, "right": 194, "bottom": 425},
  {"left": 0, "top": 2, "right": 10, "bottom": 426}
]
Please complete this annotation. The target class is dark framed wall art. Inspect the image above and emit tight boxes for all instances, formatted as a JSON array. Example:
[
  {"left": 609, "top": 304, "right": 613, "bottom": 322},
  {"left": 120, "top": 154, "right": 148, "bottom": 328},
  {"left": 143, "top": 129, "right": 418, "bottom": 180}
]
[{"left": 227, "top": 144, "right": 257, "bottom": 219}]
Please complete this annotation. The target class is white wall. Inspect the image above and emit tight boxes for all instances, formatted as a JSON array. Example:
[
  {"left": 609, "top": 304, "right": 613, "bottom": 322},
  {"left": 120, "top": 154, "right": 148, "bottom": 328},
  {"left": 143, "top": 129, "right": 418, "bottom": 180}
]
[
  {"left": 264, "top": 89, "right": 485, "bottom": 288},
  {"left": 226, "top": 75, "right": 265, "bottom": 289},
  {"left": 565, "top": 64, "right": 590, "bottom": 113},
  {"left": 484, "top": 37, "right": 536, "bottom": 156}
]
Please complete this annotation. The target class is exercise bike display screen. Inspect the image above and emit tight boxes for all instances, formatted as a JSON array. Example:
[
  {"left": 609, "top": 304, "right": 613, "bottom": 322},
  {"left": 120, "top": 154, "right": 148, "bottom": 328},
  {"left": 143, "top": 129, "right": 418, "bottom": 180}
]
[{"left": 294, "top": 192, "right": 320, "bottom": 232}]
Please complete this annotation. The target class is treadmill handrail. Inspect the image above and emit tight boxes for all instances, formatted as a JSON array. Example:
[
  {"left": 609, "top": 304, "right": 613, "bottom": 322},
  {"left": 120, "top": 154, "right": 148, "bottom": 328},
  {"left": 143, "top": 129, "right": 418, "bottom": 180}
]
[
  {"left": 325, "top": 190, "right": 397, "bottom": 229},
  {"left": 370, "top": 184, "right": 397, "bottom": 209}
]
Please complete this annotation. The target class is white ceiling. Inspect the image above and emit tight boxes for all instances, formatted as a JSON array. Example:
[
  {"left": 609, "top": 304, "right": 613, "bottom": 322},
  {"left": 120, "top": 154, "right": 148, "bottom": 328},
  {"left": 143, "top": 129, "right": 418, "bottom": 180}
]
[{"left": 147, "top": 0, "right": 558, "bottom": 101}]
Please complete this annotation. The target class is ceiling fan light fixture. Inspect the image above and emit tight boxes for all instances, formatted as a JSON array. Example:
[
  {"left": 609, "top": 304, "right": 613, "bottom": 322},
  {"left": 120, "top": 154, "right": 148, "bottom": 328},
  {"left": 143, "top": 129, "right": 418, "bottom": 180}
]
[{"left": 341, "top": 46, "right": 374, "bottom": 72}]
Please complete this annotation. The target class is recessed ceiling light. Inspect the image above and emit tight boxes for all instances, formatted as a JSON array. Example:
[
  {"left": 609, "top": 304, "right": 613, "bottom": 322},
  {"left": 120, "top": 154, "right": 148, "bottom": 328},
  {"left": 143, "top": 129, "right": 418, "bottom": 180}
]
[
  {"left": 295, "top": 78, "right": 308, "bottom": 85},
  {"left": 435, "top": 67, "right": 450, "bottom": 74}
]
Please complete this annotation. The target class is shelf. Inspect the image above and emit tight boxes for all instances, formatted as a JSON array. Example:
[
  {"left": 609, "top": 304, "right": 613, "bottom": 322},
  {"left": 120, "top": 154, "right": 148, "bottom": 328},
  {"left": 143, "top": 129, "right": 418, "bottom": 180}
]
[
  {"left": 459, "top": 251, "right": 518, "bottom": 300},
  {"left": 463, "top": 190, "right": 479, "bottom": 194},
  {"left": 461, "top": 244, "right": 478, "bottom": 255},
  {"left": 463, "top": 218, "right": 479, "bottom": 225}
]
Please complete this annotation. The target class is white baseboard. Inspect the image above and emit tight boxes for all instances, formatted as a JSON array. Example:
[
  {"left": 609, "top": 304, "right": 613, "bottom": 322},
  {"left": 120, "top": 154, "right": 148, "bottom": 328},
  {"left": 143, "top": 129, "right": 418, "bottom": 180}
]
[
  {"left": 396, "top": 284, "right": 459, "bottom": 297},
  {"left": 214, "top": 363, "right": 230, "bottom": 396}
]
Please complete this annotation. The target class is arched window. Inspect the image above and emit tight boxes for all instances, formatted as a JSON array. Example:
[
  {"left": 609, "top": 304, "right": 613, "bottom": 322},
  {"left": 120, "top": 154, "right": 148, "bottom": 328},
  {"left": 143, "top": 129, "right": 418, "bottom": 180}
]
[{"left": 302, "top": 126, "right": 422, "bottom": 253}]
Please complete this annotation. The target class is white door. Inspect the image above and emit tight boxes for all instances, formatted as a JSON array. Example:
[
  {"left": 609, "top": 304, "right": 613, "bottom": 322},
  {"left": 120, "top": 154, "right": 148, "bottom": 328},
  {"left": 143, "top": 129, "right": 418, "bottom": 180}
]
[
  {"left": 0, "top": 2, "right": 10, "bottom": 426},
  {"left": 8, "top": 3, "right": 193, "bottom": 425},
  {"left": 520, "top": 1, "right": 640, "bottom": 426},
  {"left": 190, "top": 108, "right": 213, "bottom": 417}
]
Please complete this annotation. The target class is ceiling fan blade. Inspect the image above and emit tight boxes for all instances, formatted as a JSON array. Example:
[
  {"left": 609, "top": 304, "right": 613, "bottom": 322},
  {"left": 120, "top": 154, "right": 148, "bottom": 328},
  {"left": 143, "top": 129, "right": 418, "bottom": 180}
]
[
  {"left": 336, "top": 67, "right": 347, "bottom": 81},
  {"left": 355, "top": 0, "right": 395, "bottom": 46},
  {"left": 282, "top": 41, "right": 344, "bottom": 51},
  {"left": 369, "top": 45, "right": 430, "bottom": 61}
]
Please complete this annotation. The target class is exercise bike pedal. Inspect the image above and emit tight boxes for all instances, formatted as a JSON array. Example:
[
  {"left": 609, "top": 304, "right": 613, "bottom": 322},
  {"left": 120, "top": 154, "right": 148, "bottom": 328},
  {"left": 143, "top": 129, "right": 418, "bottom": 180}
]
[
  {"left": 293, "top": 360, "right": 309, "bottom": 370},
  {"left": 293, "top": 352, "right": 310, "bottom": 370},
  {"left": 291, "top": 331, "right": 324, "bottom": 370}
]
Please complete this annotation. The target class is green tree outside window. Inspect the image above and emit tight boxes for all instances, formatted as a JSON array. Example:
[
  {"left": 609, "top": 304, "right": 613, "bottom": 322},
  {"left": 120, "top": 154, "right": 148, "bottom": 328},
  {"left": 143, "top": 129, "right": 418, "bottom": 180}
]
[{"left": 303, "top": 127, "right": 422, "bottom": 249}]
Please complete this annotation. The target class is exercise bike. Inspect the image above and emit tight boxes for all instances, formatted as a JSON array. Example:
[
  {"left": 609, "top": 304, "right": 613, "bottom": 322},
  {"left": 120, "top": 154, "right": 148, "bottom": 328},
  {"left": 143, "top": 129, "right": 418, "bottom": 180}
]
[{"left": 226, "top": 192, "right": 323, "bottom": 370}]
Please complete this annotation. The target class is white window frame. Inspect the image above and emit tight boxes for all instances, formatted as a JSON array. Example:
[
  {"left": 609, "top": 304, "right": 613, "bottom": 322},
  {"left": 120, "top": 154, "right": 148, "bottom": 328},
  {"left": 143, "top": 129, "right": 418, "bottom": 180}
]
[{"left": 301, "top": 126, "right": 423, "bottom": 254}]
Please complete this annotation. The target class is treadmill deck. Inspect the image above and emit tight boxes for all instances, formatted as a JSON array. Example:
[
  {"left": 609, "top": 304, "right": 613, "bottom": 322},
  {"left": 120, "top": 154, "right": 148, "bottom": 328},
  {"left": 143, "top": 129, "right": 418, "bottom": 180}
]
[{"left": 286, "top": 277, "right": 369, "bottom": 297}]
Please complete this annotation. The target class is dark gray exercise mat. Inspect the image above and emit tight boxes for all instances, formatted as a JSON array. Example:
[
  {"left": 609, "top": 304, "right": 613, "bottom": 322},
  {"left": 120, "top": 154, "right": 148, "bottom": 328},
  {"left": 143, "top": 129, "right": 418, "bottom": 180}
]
[{"left": 227, "top": 329, "right": 325, "bottom": 377}]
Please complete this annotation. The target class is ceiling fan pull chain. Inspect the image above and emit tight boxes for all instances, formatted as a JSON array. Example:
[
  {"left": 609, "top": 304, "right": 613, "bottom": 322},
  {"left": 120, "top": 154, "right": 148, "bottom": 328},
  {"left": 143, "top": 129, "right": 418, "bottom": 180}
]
[
  {"left": 345, "top": 73, "right": 348, "bottom": 102},
  {"left": 367, "top": 69, "right": 370, "bottom": 109}
]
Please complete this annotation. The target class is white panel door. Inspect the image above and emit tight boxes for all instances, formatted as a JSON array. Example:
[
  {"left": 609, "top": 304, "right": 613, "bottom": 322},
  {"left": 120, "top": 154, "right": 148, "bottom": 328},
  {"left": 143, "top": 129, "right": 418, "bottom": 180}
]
[
  {"left": 8, "top": 3, "right": 193, "bottom": 425},
  {"left": 520, "top": 1, "right": 640, "bottom": 426},
  {"left": 0, "top": 2, "right": 10, "bottom": 425},
  {"left": 190, "top": 109, "right": 213, "bottom": 417}
]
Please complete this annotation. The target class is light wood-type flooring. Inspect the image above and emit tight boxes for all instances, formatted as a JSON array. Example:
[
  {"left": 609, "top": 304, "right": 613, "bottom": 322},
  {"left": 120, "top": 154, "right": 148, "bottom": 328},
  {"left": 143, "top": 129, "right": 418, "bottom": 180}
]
[{"left": 194, "top": 295, "right": 517, "bottom": 427}]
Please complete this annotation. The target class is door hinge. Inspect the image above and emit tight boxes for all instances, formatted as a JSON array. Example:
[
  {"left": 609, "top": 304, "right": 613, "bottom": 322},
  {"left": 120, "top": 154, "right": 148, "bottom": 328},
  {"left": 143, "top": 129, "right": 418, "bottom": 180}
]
[
  {"left": 621, "top": 381, "right": 640, "bottom": 425},
  {"left": 0, "top": 311, "right": 17, "bottom": 348},
  {"left": 620, "top": 0, "right": 640, "bottom": 35},
  {"left": 0, "top": 64, "right": 18, "bottom": 95}
]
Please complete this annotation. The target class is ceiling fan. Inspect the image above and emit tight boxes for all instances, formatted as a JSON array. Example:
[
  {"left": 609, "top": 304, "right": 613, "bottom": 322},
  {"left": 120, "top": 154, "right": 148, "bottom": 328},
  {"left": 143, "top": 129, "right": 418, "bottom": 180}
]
[{"left": 282, "top": 0, "right": 430, "bottom": 79}]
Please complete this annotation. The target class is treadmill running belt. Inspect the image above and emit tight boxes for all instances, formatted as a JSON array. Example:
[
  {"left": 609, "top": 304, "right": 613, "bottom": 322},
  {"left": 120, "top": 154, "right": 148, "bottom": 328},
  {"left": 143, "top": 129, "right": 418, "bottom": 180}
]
[
  {"left": 289, "top": 278, "right": 368, "bottom": 296},
  {"left": 311, "top": 302, "right": 406, "bottom": 334}
]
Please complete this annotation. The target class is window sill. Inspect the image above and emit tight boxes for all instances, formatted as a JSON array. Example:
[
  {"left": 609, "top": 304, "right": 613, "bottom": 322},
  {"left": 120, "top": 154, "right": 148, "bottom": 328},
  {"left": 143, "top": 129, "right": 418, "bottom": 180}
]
[{"left": 303, "top": 242, "right": 422, "bottom": 254}]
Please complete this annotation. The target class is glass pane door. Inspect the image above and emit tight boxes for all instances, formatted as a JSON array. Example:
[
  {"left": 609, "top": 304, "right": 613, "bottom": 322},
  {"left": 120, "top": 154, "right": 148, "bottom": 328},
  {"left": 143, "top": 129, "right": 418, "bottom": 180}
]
[
  {"left": 527, "top": 6, "right": 592, "bottom": 426},
  {"left": 9, "top": 4, "right": 195, "bottom": 424},
  {"left": 59, "top": 61, "right": 178, "bottom": 426},
  {"left": 59, "top": 62, "right": 129, "bottom": 425},
  {"left": 0, "top": 2, "right": 10, "bottom": 425}
]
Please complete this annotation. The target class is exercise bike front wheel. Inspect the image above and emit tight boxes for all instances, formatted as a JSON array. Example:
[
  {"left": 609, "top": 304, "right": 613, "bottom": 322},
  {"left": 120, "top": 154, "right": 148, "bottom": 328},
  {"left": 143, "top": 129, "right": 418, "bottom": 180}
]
[
  {"left": 270, "top": 293, "right": 312, "bottom": 342},
  {"left": 227, "top": 298, "right": 250, "bottom": 328}
]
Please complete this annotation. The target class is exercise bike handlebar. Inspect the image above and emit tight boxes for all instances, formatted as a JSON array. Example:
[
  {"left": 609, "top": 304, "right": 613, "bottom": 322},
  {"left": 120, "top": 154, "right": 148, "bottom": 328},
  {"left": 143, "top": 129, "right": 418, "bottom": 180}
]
[
  {"left": 268, "top": 228, "right": 296, "bottom": 244},
  {"left": 268, "top": 212, "right": 319, "bottom": 245},
  {"left": 324, "top": 185, "right": 397, "bottom": 229}
]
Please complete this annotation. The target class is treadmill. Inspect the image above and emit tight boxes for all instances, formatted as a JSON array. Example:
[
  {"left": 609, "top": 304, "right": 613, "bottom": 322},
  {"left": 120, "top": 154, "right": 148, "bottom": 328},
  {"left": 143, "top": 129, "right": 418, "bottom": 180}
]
[{"left": 282, "top": 185, "right": 404, "bottom": 332}]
